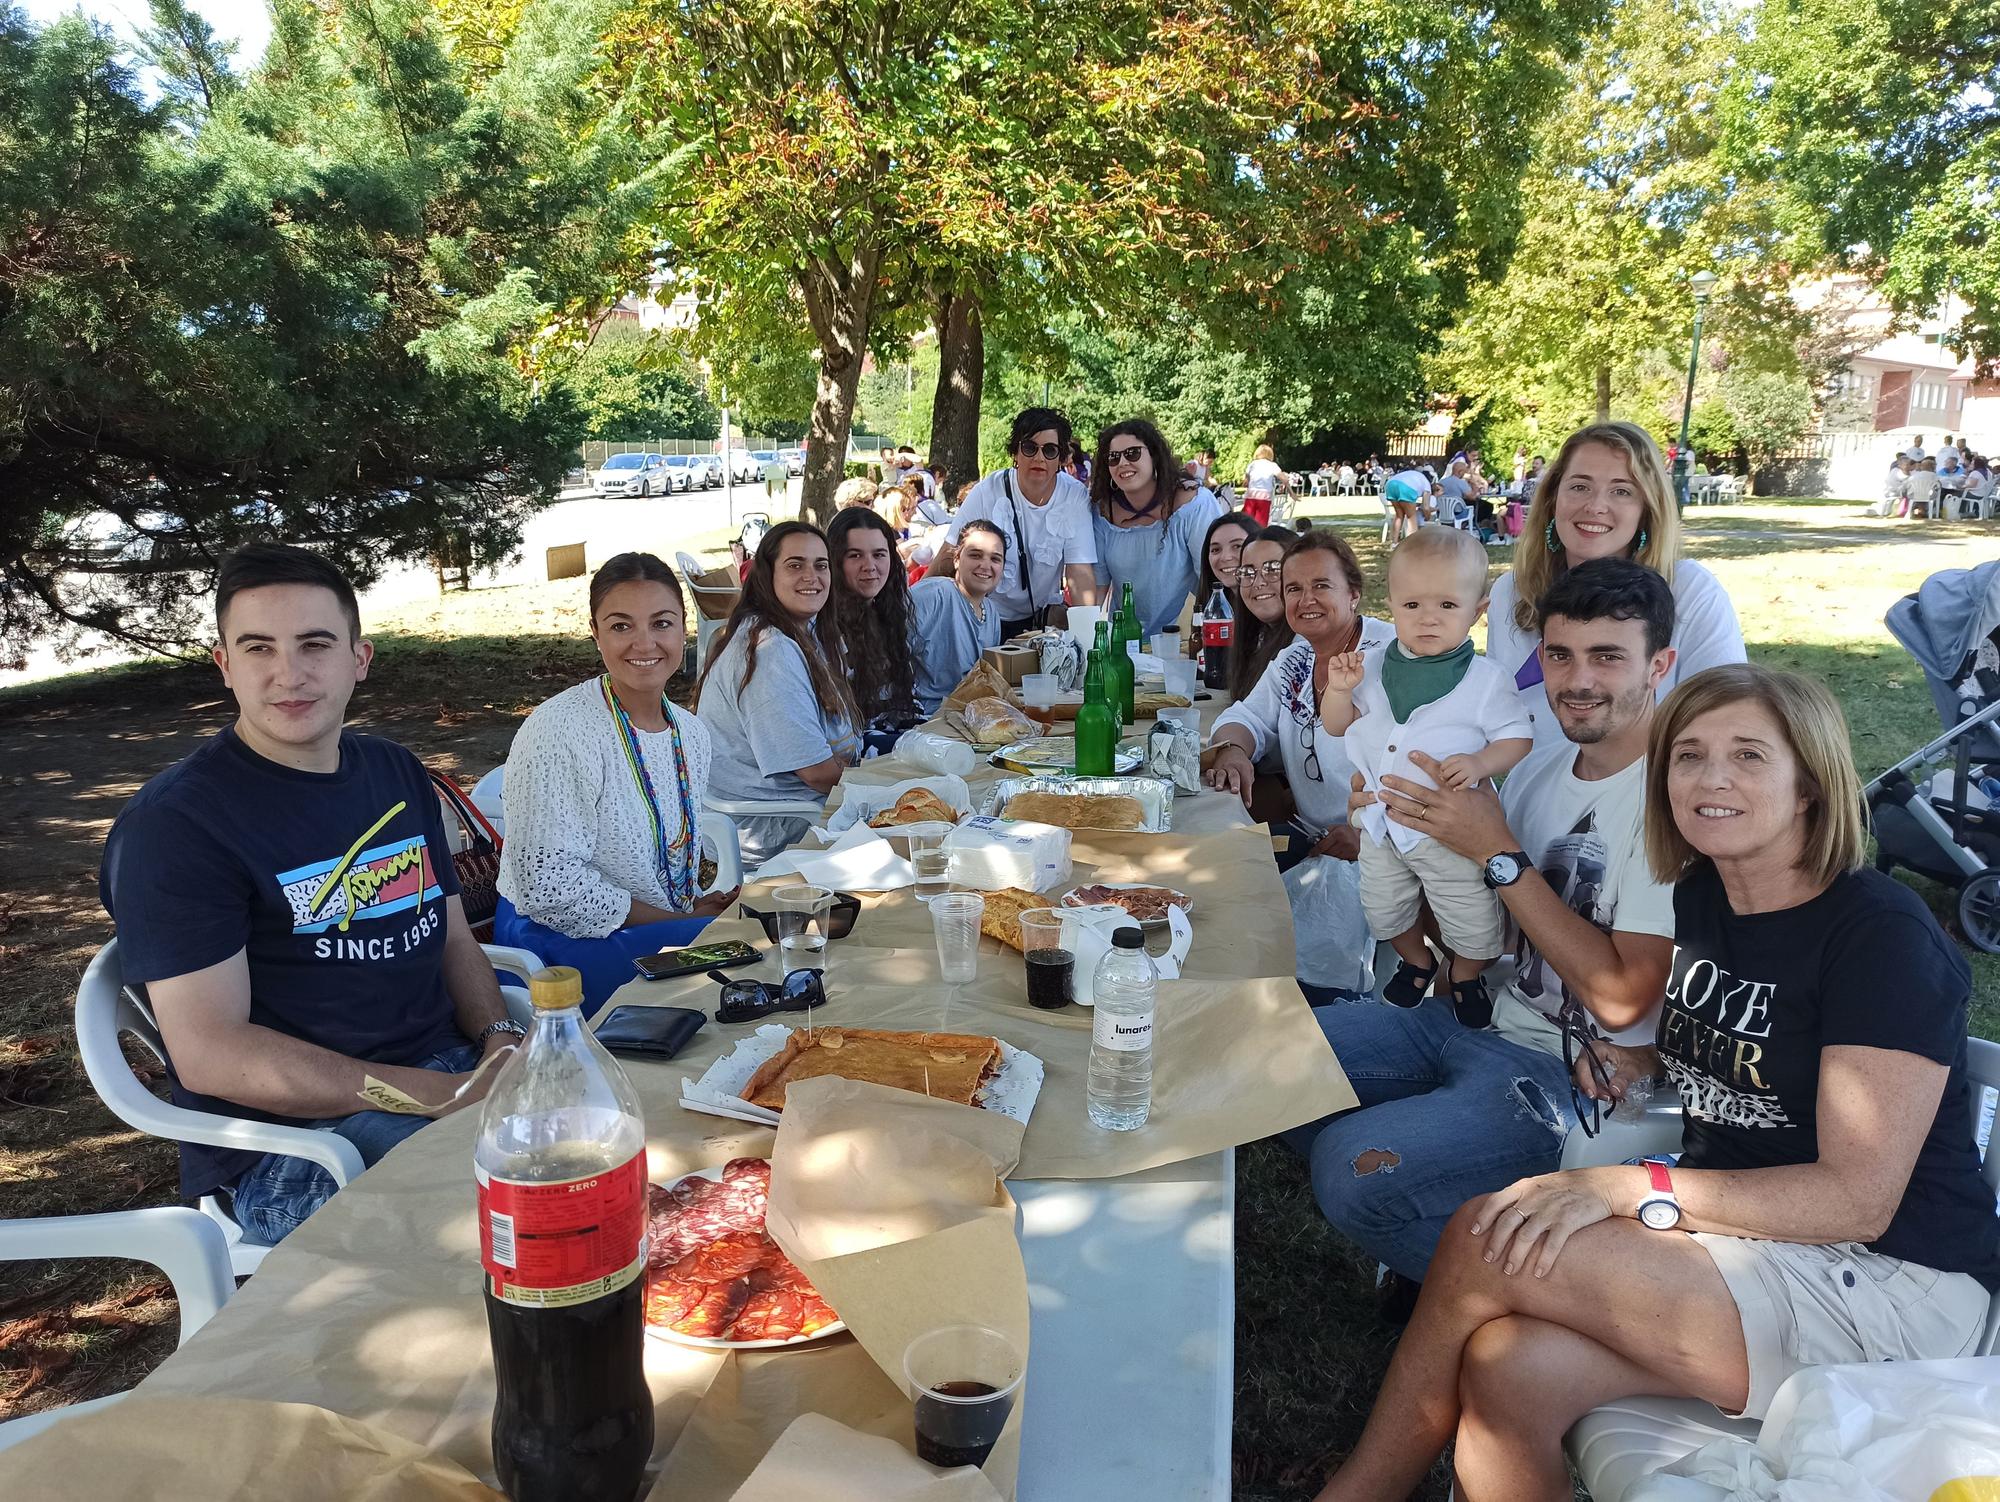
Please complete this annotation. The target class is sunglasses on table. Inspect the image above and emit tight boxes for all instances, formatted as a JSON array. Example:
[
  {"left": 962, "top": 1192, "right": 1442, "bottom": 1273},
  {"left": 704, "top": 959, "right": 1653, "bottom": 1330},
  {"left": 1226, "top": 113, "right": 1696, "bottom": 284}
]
[
  {"left": 1558, "top": 1000, "right": 1613, "bottom": 1138},
  {"left": 739, "top": 896, "right": 861, "bottom": 943},
  {"left": 1106, "top": 444, "right": 1147, "bottom": 467},
  {"left": 711, "top": 968, "right": 828, "bottom": 1023},
  {"left": 1014, "top": 440, "right": 1064, "bottom": 460}
]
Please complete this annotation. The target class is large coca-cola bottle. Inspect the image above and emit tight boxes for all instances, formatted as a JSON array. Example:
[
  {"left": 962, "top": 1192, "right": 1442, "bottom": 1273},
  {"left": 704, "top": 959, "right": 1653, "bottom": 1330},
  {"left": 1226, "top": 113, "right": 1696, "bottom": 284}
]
[
  {"left": 476, "top": 966, "right": 653, "bottom": 1502},
  {"left": 1200, "top": 584, "right": 1234, "bottom": 691}
]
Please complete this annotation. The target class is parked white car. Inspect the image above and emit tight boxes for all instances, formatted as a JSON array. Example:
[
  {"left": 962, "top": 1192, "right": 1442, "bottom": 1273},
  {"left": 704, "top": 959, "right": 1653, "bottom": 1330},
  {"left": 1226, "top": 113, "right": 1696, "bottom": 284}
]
[{"left": 591, "top": 452, "right": 671, "bottom": 497}]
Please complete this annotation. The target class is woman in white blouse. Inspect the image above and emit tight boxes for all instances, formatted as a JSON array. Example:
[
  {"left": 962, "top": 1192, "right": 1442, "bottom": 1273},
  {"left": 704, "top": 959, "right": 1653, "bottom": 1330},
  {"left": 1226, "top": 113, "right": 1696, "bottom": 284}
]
[
  {"left": 496, "top": 553, "right": 741, "bottom": 1014},
  {"left": 1488, "top": 421, "right": 1745, "bottom": 750},
  {"left": 1206, "top": 530, "right": 1394, "bottom": 997}
]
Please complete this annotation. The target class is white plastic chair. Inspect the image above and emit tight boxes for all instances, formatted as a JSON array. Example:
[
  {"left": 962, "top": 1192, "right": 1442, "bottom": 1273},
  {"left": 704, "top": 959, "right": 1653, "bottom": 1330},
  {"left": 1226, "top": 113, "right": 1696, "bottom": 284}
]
[
  {"left": 1565, "top": 1036, "right": 2000, "bottom": 1500},
  {"left": 700, "top": 809, "right": 743, "bottom": 892},
  {"left": 76, "top": 939, "right": 540, "bottom": 1274},
  {"left": 470, "top": 765, "right": 506, "bottom": 834},
  {"left": 0, "top": 1208, "right": 236, "bottom": 1451},
  {"left": 702, "top": 792, "right": 824, "bottom": 878}
]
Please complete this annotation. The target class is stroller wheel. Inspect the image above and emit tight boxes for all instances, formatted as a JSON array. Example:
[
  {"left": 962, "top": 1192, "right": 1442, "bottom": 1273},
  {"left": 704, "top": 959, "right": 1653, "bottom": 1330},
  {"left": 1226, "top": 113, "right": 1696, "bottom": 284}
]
[{"left": 1957, "top": 871, "right": 2000, "bottom": 955}]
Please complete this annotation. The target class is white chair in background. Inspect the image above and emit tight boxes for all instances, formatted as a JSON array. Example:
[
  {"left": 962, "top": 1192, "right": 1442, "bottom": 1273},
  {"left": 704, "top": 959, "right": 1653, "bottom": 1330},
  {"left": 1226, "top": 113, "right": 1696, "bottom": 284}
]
[
  {"left": 470, "top": 765, "right": 506, "bottom": 833},
  {"left": 469, "top": 764, "right": 740, "bottom": 897},
  {"left": 0, "top": 1208, "right": 235, "bottom": 1451},
  {"left": 1565, "top": 1036, "right": 2000, "bottom": 1500},
  {"left": 75, "top": 939, "right": 537, "bottom": 1275}
]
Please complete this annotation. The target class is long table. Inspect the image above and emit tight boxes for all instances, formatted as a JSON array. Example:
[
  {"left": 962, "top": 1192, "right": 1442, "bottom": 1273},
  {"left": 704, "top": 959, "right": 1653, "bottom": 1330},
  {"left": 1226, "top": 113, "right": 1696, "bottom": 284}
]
[{"left": 118, "top": 742, "right": 1338, "bottom": 1499}]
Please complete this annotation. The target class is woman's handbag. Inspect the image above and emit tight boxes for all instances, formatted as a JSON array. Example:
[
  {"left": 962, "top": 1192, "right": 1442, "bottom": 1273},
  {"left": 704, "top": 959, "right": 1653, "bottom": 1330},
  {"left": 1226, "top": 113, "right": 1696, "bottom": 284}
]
[{"left": 428, "top": 769, "right": 504, "bottom": 942}]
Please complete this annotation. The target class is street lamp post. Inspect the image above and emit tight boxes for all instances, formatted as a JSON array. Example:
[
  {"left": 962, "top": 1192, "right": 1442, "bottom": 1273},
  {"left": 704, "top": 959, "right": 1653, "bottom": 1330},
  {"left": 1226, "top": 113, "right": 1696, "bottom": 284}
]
[{"left": 1674, "top": 270, "right": 1720, "bottom": 511}]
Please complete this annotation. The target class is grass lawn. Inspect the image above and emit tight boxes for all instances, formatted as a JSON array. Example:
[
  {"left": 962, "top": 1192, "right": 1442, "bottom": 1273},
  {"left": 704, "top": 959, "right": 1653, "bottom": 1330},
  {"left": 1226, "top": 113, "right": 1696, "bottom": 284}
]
[{"left": 2, "top": 499, "right": 1995, "bottom": 1499}]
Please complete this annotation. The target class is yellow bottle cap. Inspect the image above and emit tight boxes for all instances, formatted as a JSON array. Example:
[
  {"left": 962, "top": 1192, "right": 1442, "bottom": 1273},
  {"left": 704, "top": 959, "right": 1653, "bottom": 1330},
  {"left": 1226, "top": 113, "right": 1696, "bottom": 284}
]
[{"left": 528, "top": 966, "right": 584, "bottom": 1010}]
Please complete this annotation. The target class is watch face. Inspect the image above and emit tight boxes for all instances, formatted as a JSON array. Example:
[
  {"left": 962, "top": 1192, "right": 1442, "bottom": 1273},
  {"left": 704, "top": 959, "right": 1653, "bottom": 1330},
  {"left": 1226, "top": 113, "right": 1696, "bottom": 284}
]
[
  {"left": 1639, "top": 1199, "right": 1681, "bottom": 1231},
  {"left": 1486, "top": 854, "right": 1519, "bottom": 884}
]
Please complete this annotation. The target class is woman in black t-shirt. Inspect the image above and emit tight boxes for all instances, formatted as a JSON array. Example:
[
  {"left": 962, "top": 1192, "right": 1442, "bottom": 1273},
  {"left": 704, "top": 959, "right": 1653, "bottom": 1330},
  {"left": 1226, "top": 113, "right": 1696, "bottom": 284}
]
[{"left": 1312, "top": 664, "right": 1999, "bottom": 1502}]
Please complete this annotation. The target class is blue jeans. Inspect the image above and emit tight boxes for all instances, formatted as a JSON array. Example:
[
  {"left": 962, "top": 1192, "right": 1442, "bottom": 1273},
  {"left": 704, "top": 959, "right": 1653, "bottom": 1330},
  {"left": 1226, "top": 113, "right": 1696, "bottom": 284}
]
[
  {"left": 228, "top": 1041, "right": 480, "bottom": 1245},
  {"left": 1284, "top": 996, "right": 1578, "bottom": 1282},
  {"left": 495, "top": 896, "right": 710, "bottom": 1016}
]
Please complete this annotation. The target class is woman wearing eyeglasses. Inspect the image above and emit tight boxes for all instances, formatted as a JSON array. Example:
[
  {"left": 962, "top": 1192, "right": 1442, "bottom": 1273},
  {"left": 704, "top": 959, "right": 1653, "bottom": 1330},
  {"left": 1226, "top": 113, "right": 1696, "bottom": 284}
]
[
  {"left": 1087, "top": 418, "right": 1222, "bottom": 639},
  {"left": 1207, "top": 531, "right": 1393, "bottom": 991},
  {"left": 1226, "top": 525, "right": 1301, "bottom": 705},
  {"left": 934, "top": 406, "right": 1101, "bottom": 638},
  {"left": 1314, "top": 663, "right": 1999, "bottom": 1502}
]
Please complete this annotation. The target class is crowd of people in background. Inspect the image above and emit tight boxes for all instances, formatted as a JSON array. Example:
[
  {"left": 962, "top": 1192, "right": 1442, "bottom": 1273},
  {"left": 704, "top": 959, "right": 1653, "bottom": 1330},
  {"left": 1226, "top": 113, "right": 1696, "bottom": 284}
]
[
  {"left": 94, "top": 407, "right": 2000, "bottom": 1498},
  {"left": 1874, "top": 434, "right": 1994, "bottom": 520}
]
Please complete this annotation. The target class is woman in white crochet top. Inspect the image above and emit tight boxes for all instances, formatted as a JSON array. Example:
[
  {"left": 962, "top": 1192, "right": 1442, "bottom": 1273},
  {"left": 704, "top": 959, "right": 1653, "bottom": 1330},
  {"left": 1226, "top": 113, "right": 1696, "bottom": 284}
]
[{"left": 495, "top": 553, "right": 741, "bottom": 1013}]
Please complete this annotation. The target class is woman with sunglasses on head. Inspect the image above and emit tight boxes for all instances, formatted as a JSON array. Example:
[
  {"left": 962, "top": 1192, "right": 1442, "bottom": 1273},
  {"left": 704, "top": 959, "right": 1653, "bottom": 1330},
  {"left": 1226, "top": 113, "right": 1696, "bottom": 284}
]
[
  {"left": 696, "top": 522, "right": 863, "bottom": 865},
  {"left": 1490, "top": 421, "right": 1743, "bottom": 750},
  {"left": 933, "top": 406, "right": 1101, "bottom": 638},
  {"left": 825, "top": 509, "right": 920, "bottom": 748},
  {"left": 1088, "top": 418, "right": 1222, "bottom": 639},
  {"left": 494, "top": 553, "right": 742, "bottom": 1015}
]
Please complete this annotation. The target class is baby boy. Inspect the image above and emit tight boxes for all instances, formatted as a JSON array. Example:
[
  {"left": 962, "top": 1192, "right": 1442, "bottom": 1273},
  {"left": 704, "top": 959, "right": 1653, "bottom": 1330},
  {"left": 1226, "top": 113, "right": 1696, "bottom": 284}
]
[{"left": 1320, "top": 526, "right": 1532, "bottom": 1026}]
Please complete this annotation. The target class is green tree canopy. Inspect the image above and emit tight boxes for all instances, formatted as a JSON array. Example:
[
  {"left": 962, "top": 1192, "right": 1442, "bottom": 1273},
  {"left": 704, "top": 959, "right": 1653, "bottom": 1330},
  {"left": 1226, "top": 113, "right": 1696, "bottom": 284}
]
[{"left": 0, "top": 0, "right": 624, "bottom": 661}]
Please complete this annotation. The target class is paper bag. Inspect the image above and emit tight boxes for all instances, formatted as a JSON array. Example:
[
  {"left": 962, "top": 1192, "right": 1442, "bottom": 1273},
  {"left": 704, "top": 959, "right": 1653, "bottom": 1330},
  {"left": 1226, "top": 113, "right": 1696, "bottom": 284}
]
[
  {"left": 942, "top": 659, "right": 1014, "bottom": 716},
  {"left": 725, "top": 1412, "right": 1005, "bottom": 1502},
  {"left": 0, "top": 1395, "right": 505, "bottom": 1502}
]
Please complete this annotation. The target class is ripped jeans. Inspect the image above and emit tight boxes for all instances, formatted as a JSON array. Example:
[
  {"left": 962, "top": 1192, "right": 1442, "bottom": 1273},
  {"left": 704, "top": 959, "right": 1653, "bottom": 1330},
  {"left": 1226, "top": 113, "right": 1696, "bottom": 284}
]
[{"left": 1283, "top": 995, "right": 1578, "bottom": 1281}]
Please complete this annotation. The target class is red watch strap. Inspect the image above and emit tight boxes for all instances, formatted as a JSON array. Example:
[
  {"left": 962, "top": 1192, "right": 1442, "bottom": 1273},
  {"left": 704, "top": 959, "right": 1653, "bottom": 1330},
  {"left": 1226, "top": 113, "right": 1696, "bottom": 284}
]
[{"left": 1646, "top": 1159, "right": 1675, "bottom": 1195}]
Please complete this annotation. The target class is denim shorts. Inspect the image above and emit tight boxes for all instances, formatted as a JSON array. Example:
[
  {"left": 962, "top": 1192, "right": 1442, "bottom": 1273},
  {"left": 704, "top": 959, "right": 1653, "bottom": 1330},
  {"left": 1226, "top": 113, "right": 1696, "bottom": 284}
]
[{"left": 226, "top": 1041, "right": 479, "bottom": 1245}]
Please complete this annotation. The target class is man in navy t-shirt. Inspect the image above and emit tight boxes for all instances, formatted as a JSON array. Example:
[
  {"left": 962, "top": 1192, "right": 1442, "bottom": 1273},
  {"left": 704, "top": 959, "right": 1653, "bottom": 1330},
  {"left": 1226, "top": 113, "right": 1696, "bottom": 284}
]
[{"left": 100, "top": 544, "right": 521, "bottom": 1244}]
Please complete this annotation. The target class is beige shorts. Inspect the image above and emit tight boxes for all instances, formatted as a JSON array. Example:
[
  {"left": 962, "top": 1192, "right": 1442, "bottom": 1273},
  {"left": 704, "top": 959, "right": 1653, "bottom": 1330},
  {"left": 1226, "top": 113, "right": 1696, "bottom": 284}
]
[
  {"left": 1356, "top": 832, "right": 1506, "bottom": 960},
  {"left": 1693, "top": 1233, "right": 1989, "bottom": 1420}
]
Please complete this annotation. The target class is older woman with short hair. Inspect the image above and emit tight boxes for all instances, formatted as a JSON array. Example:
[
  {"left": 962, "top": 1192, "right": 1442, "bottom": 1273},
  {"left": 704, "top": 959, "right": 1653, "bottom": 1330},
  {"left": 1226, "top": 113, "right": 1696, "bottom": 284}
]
[
  {"left": 1313, "top": 664, "right": 2000, "bottom": 1502},
  {"left": 1489, "top": 420, "right": 1744, "bottom": 749}
]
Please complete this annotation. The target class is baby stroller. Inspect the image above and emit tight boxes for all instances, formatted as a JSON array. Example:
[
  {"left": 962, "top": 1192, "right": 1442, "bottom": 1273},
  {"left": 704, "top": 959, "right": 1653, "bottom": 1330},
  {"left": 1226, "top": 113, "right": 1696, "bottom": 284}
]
[{"left": 1867, "top": 561, "right": 2000, "bottom": 952}]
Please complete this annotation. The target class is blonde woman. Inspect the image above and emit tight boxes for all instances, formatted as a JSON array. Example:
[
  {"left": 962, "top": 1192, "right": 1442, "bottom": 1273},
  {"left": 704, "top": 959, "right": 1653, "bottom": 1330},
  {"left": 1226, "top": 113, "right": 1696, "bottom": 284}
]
[
  {"left": 1487, "top": 421, "right": 1744, "bottom": 750},
  {"left": 1243, "top": 442, "right": 1285, "bottom": 525},
  {"left": 1315, "top": 664, "right": 1999, "bottom": 1502}
]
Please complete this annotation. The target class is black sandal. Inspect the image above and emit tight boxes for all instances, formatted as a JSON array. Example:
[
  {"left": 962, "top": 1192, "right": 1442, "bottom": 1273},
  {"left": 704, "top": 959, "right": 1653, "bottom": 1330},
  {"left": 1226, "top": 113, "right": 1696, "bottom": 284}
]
[
  {"left": 1382, "top": 956, "right": 1438, "bottom": 1008},
  {"left": 1452, "top": 974, "right": 1493, "bottom": 1029}
]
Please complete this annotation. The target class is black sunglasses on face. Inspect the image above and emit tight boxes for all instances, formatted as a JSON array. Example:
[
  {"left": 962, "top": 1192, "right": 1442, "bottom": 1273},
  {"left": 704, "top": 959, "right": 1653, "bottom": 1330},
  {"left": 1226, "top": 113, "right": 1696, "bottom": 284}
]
[
  {"left": 1015, "top": 440, "right": 1063, "bottom": 460},
  {"left": 712, "top": 968, "right": 827, "bottom": 1023},
  {"left": 1107, "top": 444, "right": 1146, "bottom": 466}
]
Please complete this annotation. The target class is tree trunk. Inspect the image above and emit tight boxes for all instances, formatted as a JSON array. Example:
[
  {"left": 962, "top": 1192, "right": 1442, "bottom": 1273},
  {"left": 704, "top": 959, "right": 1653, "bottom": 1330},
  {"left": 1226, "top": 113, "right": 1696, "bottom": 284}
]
[
  {"left": 929, "top": 289, "right": 984, "bottom": 496},
  {"left": 798, "top": 241, "right": 883, "bottom": 527},
  {"left": 1594, "top": 365, "right": 1612, "bottom": 425}
]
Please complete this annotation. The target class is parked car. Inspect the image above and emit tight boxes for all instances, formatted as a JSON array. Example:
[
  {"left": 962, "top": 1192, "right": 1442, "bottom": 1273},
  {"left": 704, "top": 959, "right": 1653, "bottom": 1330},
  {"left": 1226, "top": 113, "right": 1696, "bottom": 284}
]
[
  {"left": 724, "top": 449, "right": 762, "bottom": 484},
  {"left": 687, "top": 454, "right": 723, "bottom": 489},
  {"left": 658, "top": 455, "right": 699, "bottom": 493},
  {"left": 591, "top": 452, "right": 671, "bottom": 497},
  {"left": 779, "top": 447, "right": 806, "bottom": 476}
]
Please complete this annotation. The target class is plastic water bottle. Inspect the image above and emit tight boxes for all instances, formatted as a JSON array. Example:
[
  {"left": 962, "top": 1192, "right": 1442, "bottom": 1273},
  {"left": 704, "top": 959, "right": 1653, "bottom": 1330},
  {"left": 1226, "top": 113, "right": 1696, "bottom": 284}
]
[{"left": 1087, "top": 927, "right": 1157, "bottom": 1131}]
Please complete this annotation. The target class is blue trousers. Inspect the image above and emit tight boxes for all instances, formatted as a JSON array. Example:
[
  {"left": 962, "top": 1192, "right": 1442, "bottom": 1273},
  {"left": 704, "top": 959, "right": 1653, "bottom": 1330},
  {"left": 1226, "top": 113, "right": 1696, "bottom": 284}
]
[
  {"left": 494, "top": 896, "right": 711, "bottom": 1016},
  {"left": 1283, "top": 995, "right": 1579, "bottom": 1281}
]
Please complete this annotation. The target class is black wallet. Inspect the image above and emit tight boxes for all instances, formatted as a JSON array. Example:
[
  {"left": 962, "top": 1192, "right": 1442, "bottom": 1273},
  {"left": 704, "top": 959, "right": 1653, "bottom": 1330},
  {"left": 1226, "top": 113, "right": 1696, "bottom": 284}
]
[{"left": 594, "top": 1005, "right": 706, "bottom": 1060}]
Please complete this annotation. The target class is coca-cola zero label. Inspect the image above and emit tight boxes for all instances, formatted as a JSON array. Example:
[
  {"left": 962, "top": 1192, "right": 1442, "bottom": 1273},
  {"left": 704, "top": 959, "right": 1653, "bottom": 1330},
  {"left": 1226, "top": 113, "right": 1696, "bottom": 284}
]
[{"left": 477, "top": 1150, "right": 647, "bottom": 1307}]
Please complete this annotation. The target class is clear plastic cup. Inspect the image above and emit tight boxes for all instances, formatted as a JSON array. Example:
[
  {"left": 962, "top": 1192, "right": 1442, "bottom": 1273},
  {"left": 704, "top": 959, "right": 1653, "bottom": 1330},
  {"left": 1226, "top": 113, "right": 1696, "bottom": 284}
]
[
  {"left": 1017, "top": 908, "right": 1073, "bottom": 1009},
  {"left": 1150, "top": 631, "right": 1181, "bottom": 660},
  {"left": 774, "top": 884, "right": 832, "bottom": 974},
  {"left": 1161, "top": 658, "right": 1198, "bottom": 701},
  {"left": 1021, "top": 673, "right": 1057, "bottom": 708},
  {"left": 930, "top": 892, "right": 984, "bottom": 983},
  {"left": 904, "top": 1324, "right": 1025, "bottom": 1470},
  {"left": 910, "top": 827, "right": 954, "bottom": 901}
]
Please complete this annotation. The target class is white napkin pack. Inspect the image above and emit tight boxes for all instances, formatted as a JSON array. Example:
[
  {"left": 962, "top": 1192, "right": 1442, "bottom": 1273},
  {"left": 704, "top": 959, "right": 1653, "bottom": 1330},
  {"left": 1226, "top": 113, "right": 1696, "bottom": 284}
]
[{"left": 943, "top": 815, "right": 1072, "bottom": 892}]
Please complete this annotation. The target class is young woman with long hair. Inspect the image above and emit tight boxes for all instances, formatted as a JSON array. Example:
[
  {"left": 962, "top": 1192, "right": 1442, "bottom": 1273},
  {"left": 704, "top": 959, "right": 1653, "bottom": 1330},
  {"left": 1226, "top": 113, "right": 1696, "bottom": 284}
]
[
  {"left": 695, "top": 522, "right": 862, "bottom": 862},
  {"left": 1088, "top": 416, "right": 1222, "bottom": 637},
  {"left": 1227, "top": 524, "right": 1302, "bottom": 705},
  {"left": 495, "top": 552, "right": 740, "bottom": 1013},
  {"left": 826, "top": 507, "right": 920, "bottom": 735},
  {"left": 1487, "top": 421, "right": 1745, "bottom": 750}
]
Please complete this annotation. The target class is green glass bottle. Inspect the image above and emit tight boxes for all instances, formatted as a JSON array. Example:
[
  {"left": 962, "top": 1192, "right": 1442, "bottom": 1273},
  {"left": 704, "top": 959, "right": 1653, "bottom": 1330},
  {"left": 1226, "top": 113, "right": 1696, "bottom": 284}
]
[
  {"left": 1075, "top": 644, "right": 1117, "bottom": 777},
  {"left": 1091, "top": 620, "right": 1122, "bottom": 730},
  {"left": 1108, "top": 584, "right": 1138, "bottom": 726}
]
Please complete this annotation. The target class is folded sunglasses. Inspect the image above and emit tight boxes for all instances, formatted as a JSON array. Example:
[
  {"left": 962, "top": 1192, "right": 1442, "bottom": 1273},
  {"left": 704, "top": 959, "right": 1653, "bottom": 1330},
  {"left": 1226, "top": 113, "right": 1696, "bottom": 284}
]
[{"left": 710, "top": 967, "right": 829, "bottom": 1023}]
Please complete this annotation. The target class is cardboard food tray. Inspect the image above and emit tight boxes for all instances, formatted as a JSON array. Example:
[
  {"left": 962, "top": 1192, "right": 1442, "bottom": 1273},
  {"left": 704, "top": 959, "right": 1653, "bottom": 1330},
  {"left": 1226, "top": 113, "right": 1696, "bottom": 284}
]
[
  {"left": 682, "top": 1023, "right": 1045, "bottom": 1126},
  {"left": 982, "top": 775, "right": 1174, "bottom": 832}
]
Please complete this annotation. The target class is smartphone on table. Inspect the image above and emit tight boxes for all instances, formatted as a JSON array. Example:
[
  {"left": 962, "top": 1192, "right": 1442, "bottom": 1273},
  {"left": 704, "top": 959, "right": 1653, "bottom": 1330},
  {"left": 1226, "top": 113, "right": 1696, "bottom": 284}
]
[{"left": 633, "top": 939, "right": 761, "bottom": 982}]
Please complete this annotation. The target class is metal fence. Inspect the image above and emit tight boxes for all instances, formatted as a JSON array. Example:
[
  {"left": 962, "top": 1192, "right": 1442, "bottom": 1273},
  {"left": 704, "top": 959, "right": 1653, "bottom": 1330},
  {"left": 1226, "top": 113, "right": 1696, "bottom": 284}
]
[{"left": 578, "top": 433, "right": 894, "bottom": 469}]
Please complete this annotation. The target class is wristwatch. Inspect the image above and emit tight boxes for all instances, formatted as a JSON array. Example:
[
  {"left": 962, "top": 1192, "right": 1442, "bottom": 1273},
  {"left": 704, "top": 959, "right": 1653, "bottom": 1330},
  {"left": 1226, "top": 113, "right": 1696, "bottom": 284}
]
[
  {"left": 1636, "top": 1160, "right": 1683, "bottom": 1230},
  {"left": 1482, "top": 849, "right": 1533, "bottom": 889},
  {"left": 477, "top": 1019, "right": 528, "bottom": 1049}
]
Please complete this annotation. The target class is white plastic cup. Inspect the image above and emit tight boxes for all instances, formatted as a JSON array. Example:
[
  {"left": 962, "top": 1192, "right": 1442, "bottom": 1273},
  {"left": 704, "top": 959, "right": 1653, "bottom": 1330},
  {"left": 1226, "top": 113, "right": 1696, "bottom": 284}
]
[
  {"left": 1149, "top": 632, "right": 1180, "bottom": 659},
  {"left": 1021, "top": 673, "right": 1057, "bottom": 709},
  {"left": 774, "top": 884, "right": 833, "bottom": 975},
  {"left": 1157, "top": 705, "right": 1200, "bottom": 731},
  {"left": 1066, "top": 604, "right": 1105, "bottom": 654},
  {"left": 1161, "top": 658, "right": 1198, "bottom": 700},
  {"left": 930, "top": 892, "right": 985, "bottom": 983},
  {"left": 899, "top": 731, "right": 976, "bottom": 776}
]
